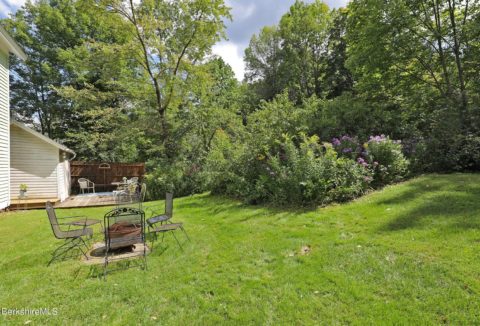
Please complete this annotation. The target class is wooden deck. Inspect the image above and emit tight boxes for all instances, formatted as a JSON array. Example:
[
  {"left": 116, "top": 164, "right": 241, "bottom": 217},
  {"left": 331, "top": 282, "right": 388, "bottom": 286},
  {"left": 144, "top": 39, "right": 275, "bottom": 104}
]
[
  {"left": 56, "top": 193, "right": 117, "bottom": 208},
  {"left": 10, "top": 197, "right": 59, "bottom": 210},
  {"left": 8, "top": 193, "right": 118, "bottom": 210}
]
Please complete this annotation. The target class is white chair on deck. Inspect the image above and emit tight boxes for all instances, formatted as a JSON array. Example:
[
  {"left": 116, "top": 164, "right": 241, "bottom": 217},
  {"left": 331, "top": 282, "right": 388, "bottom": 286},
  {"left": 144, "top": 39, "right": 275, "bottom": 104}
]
[{"left": 78, "top": 178, "right": 95, "bottom": 194}]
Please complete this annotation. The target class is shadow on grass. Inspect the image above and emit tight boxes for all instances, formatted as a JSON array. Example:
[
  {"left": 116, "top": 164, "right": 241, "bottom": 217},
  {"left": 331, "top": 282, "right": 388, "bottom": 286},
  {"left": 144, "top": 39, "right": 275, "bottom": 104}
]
[
  {"left": 177, "top": 194, "right": 319, "bottom": 224},
  {"left": 379, "top": 175, "right": 480, "bottom": 231}
]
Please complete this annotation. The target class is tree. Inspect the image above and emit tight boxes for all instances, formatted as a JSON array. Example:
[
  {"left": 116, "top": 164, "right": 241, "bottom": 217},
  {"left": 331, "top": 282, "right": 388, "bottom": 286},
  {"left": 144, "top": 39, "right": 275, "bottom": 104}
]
[
  {"left": 244, "top": 25, "right": 283, "bottom": 101},
  {"left": 2, "top": 0, "right": 137, "bottom": 162},
  {"left": 347, "top": 0, "right": 480, "bottom": 130},
  {"left": 278, "top": 0, "right": 331, "bottom": 101},
  {"left": 243, "top": 0, "right": 335, "bottom": 103},
  {"left": 324, "top": 8, "right": 353, "bottom": 98},
  {"left": 2, "top": 0, "right": 92, "bottom": 138},
  {"left": 105, "top": 0, "right": 230, "bottom": 147}
]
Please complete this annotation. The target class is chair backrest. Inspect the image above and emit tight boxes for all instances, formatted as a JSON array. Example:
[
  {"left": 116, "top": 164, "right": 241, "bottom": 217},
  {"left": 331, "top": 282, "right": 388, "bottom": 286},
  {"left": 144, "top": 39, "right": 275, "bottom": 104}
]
[
  {"left": 165, "top": 192, "right": 173, "bottom": 218},
  {"left": 46, "top": 201, "right": 65, "bottom": 239},
  {"left": 104, "top": 207, "right": 145, "bottom": 250},
  {"left": 78, "top": 178, "right": 88, "bottom": 189},
  {"left": 115, "top": 190, "right": 142, "bottom": 210}
]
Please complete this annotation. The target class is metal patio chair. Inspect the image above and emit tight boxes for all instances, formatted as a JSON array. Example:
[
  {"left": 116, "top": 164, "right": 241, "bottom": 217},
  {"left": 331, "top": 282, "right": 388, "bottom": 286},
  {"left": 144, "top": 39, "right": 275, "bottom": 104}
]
[
  {"left": 146, "top": 193, "right": 190, "bottom": 251},
  {"left": 103, "top": 207, "right": 147, "bottom": 278},
  {"left": 78, "top": 178, "right": 95, "bottom": 194},
  {"left": 45, "top": 201, "right": 93, "bottom": 266}
]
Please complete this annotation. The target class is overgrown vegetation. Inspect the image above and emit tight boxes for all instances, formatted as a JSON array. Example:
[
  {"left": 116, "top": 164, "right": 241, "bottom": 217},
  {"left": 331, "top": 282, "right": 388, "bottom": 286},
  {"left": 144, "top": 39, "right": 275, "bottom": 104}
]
[{"left": 2, "top": 0, "right": 480, "bottom": 205}]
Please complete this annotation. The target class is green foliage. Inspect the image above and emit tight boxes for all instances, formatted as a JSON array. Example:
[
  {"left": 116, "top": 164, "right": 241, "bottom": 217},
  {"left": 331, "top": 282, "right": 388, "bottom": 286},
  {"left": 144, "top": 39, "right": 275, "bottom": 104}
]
[
  {"left": 245, "top": 0, "right": 334, "bottom": 103},
  {"left": 204, "top": 117, "right": 371, "bottom": 206},
  {"left": 363, "top": 136, "right": 409, "bottom": 187},
  {"left": 145, "top": 157, "right": 203, "bottom": 200},
  {"left": 346, "top": 0, "right": 480, "bottom": 171},
  {"left": 411, "top": 133, "right": 480, "bottom": 173},
  {"left": 254, "top": 135, "right": 369, "bottom": 206},
  {"left": 106, "top": 0, "right": 231, "bottom": 144},
  {"left": 244, "top": 25, "right": 283, "bottom": 101},
  {"left": 2, "top": 0, "right": 139, "bottom": 161},
  {"left": 5, "top": 0, "right": 480, "bottom": 202}
]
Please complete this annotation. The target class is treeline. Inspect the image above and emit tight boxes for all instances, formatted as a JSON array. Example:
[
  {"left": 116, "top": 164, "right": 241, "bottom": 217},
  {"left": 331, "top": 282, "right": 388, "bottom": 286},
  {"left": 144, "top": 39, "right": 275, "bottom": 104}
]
[{"left": 2, "top": 0, "right": 480, "bottom": 205}]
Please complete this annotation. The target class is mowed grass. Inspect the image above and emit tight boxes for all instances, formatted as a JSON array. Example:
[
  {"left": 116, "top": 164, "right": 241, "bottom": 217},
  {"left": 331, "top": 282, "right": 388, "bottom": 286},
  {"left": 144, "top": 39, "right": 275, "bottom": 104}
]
[{"left": 1, "top": 174, "right": 480, "bottom": 325}]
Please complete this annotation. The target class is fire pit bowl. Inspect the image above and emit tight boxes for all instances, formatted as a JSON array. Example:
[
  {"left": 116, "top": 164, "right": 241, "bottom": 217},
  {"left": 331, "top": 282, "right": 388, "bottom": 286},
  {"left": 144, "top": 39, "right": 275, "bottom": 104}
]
[{"left": 104, "top": 207, "right": 146, "bottom": 251}]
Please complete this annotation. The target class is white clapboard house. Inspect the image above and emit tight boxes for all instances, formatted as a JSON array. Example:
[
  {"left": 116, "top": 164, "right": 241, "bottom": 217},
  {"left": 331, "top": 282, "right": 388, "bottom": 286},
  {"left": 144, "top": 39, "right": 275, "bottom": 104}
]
[{"left": 1, "top": 26, "right": 75, "bottom": 209}]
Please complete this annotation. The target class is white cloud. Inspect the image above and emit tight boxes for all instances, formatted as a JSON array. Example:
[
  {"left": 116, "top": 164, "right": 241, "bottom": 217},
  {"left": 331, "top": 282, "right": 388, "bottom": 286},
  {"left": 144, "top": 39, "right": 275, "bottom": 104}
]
[
  {"left": 0, "top": 3, "right": 11, "bottom": 17},
  {"left": 0, "top": 0, "right": 25, "bottom": 17},
  {"left": 212, "top": 41, "right": 245, "bottom": 81},
  {"left": 7, "top": 0, "right": 25, "bottom": 6}
]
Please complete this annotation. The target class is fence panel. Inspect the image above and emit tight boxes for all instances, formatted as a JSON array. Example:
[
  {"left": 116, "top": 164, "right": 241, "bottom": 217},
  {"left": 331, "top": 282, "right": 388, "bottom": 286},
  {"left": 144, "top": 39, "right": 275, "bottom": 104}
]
[{"left": 71, "top": 162, "right": 145, "bottom": 193}]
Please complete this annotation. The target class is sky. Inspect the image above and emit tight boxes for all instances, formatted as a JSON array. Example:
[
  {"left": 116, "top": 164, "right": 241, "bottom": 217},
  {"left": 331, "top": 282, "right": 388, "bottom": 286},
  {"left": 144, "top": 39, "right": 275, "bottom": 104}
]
[
  {"left": 212, "top": 0, "right": 349, "bottom": 80},
  {"left": 0, "top": 0, "right": 350, "bottom": 80}
]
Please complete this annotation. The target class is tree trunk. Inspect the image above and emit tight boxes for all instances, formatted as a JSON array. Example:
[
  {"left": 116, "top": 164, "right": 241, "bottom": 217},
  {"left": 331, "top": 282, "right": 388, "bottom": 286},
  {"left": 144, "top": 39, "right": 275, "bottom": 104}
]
[
  {"left": 432, "top": 0, "right": 452, "bottom": 97},
  {"left": 447, "top": 0, "right": 468, "bottom": 127}
]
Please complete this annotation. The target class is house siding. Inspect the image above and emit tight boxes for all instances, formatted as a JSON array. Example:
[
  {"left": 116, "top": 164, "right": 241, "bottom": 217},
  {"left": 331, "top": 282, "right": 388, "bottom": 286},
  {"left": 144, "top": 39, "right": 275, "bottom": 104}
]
[
  {"left": 10, "top": 124, "right": 60, "bottom": 200},
  {"left": 56, "top": 153, "right": 71, "bottom": 202},
  {"left": 0, "top": 50, "right": 9, "bottom": 209}
]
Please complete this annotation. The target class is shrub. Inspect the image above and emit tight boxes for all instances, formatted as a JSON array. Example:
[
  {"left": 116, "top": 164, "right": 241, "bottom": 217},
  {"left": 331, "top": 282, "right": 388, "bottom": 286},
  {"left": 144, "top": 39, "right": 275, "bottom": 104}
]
[
  {"left": 362, "top": 135, "right": 409, "bottom": 187},
  {"left": 409, "top": 134, "right": 480, "bottom": 172},
  {"left": 145, "top": 159, "right": 203, "bottom": 200},
  {"left": 204, "top": 133, "right": 371, "bottom": 206}
]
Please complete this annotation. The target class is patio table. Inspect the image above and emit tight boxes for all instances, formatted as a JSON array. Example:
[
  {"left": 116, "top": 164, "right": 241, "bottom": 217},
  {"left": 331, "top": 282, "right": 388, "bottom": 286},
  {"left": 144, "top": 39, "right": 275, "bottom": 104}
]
[
  {"left": 111, "top": 182, "right": 127, "bottom": 186},
  {"left": 66, "top": 219, "right": 102, "bottom": 227},
  {"left": 65, "top": 218, "right": 104, "bottom": 236}
]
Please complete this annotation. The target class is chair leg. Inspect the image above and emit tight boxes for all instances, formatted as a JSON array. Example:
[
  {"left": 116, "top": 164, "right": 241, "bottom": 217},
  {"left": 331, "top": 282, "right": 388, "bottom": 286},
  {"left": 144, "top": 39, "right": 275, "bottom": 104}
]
[
  {"left": 170, "top": 231, "right": 183, "bottom": 251},
  {"left": 103, "top": 258, "right": 108, "bottom": 280},
  {"left": 150, "top": 233, "right": 157, "bottom": 252},
  {"left": 48, "top": 237, "right": 87, "bottom": 266},
  {"left": 78, "top": 237, "right": 91, "bottom": 260},
  {"left": 180, "top": 226, "right": 190, "bottom": 242}
]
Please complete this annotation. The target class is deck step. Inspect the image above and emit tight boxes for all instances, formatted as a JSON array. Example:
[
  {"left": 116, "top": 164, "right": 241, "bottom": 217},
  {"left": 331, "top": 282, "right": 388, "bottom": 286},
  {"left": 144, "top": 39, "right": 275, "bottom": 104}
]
[{"left": 9, "top": 198, "right": 59, "bottom": 210}]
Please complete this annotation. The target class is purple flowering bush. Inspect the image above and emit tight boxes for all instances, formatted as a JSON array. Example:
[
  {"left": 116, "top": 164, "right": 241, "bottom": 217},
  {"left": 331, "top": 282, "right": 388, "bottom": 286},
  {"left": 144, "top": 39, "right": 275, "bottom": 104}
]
[
  {"left": 331, "top": 135, "right": 361, "bottom": 160},
  {"left": 206, "top": 132, "right": 371, "bottom": 206},
  {"left": 362, "top": 135, "right": 409, "bottom": 186},
  {"left": 254, "top": 135, "right": 371, "bottom": 206}
]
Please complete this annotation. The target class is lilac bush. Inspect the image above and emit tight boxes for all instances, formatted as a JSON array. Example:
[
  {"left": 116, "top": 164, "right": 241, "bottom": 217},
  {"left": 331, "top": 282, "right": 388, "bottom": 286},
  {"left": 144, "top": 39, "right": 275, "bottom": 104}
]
[
  {"left": 332, "top": 135, "right": 361, "bottom": 160},
  {"left": 331, "top": 134, "right": 409, "bottom": 188}
]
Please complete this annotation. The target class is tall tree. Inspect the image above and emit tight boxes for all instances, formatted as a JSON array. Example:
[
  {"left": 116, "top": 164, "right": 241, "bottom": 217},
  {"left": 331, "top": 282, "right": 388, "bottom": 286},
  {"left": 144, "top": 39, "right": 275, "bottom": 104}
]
[
  {"left": 244, "top": 25, "right": 283, "bottom": 101},
  {"left": 278, "top": 0, "right": 331, "bottom": 101},
  {"left": 347, "top": 0, "right": 480, "bottom": 130},
  {"left": 324, "top": 8, "right": 353, "bottom": 98},
  {"left": 2, "top": 0, "right": 135, "bottom": 157},
  {"left": 2, "top": 0, "right": 91, "bottom": 138},
  {"left": 105, "top": 0, "right": 230, "bottom": 148},
  {"left": 243, "top": 0, "right": 335, "bottom": 103}
]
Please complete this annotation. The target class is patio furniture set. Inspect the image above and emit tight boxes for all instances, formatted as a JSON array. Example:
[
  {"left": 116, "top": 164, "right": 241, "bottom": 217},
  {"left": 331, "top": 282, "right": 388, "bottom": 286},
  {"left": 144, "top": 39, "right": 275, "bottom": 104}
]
[
  {"left": 45, "top": 186, "right": 189, "bottom": 278},
  {"left": 78, "top": 176, "right": 140, "bottom": 194}
]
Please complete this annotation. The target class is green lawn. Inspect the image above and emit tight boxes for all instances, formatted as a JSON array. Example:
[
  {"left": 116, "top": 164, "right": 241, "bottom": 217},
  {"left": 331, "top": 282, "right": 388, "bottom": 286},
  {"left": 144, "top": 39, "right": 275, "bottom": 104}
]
[{"left": 1, "top": 174, "right": 480, "bottom": 325}]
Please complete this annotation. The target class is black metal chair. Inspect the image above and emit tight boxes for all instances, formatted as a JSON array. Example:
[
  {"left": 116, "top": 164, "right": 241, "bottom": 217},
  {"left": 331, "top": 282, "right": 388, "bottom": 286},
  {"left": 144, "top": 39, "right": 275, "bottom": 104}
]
[
  {"left": 45, "top": 202, "right": 93, "bottom": 266},
  {"left": 146, "top": 193, "right": 190, "bottom": 250},
  {"left": 103, "top": 207, "right": 147, "bottom": 278}
]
